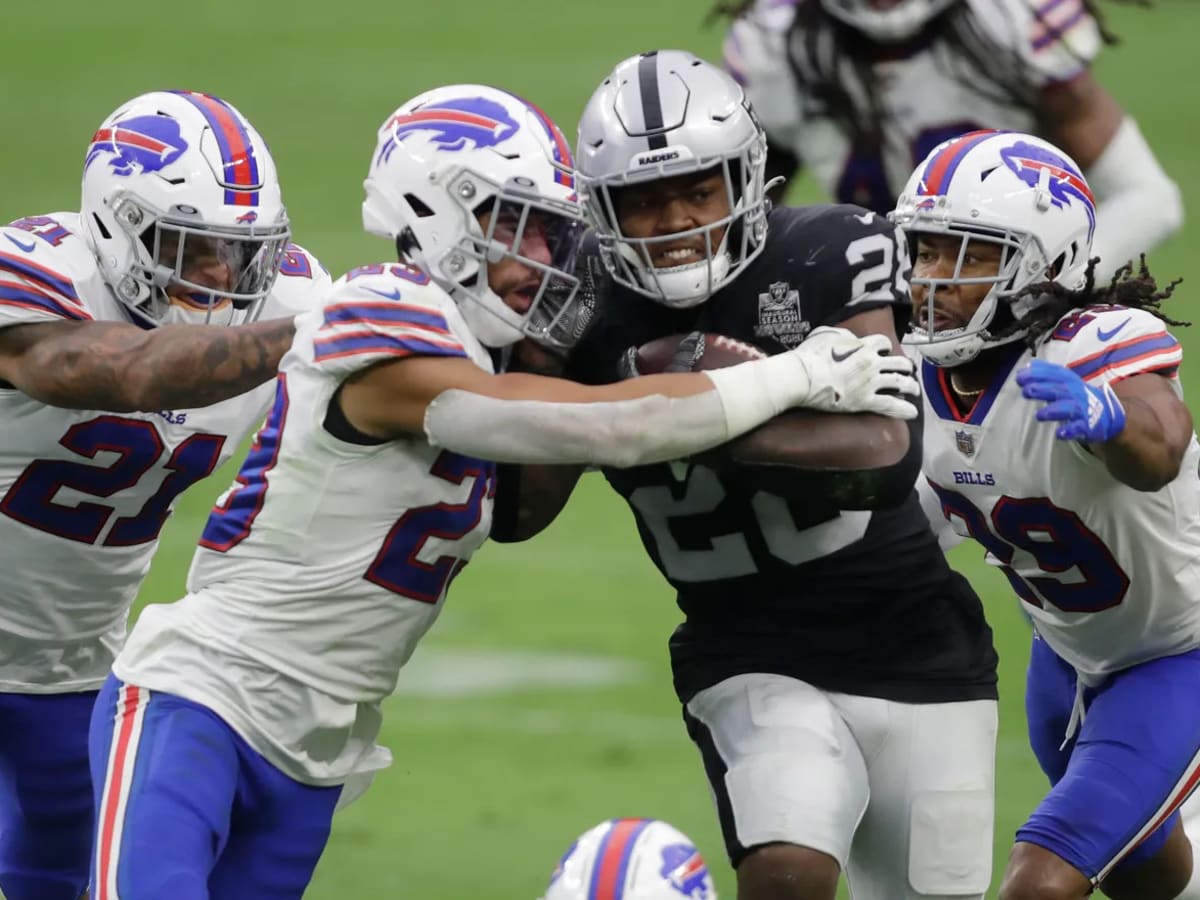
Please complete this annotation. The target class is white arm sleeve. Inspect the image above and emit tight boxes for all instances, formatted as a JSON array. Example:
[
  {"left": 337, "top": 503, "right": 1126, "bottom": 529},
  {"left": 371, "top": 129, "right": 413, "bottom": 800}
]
[
  {"left": 424, "top": 389, "right": 733, "bottom": 467},
  {"left": 1086, "top": 116, "right": 1184, "bottom": 281},
  {"left": 424, "top": 350, "right": 816, "bottom": 467}
]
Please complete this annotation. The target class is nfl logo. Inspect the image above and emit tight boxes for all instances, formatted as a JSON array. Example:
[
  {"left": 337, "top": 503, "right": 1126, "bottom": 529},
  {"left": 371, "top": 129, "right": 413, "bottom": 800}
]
[{"left": 954, "top": 430, "right": 976, "bottom": 457}]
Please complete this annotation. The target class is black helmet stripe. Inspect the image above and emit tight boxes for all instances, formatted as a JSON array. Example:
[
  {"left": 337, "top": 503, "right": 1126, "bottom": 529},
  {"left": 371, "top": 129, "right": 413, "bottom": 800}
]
[{"left": 637, "top": 51, "right": 668, "bottom": 150}]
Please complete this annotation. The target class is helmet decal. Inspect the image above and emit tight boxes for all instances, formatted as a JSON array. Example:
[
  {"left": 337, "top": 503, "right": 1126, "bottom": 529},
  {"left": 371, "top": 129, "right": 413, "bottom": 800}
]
[
  {"left": 1000, "top": 139, "right": 1096, "bottom": 238},
  {"left": 85, "top": 115, "right": 189, "bottom": 178},
  {"left": 379, "top": 96, "right": 521, "bottom": 163}
]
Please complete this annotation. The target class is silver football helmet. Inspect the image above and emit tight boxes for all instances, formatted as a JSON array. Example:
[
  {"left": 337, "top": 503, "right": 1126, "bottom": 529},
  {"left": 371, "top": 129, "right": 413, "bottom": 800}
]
[
  {"left": 576, "top": 50, "right": 769, "bottom": 309},
  {"left": 820, "top": 0, "right": 959, "bottom": 43}
]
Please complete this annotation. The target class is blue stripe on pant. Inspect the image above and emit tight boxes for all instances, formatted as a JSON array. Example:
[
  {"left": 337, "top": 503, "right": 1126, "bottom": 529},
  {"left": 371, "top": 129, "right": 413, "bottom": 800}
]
[
  {"left": 0, "top": 689, "right": 97, "bottom": 900},
  {"left": 88, "top": 673, "right": 342, "bottom": 900}
]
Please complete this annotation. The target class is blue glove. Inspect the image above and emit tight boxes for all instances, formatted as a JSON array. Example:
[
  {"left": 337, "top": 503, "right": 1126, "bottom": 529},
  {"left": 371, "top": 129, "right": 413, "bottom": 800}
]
[{"left": 1016, "top": 358, "right": 1126, "bottom": 442}]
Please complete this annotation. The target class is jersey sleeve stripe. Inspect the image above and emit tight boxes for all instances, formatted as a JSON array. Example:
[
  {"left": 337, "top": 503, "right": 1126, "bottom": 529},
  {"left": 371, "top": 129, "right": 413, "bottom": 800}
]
[
  {"left": 0, "top": 284, "right": 92, "bottom": 321},
  {"left": 1031, "top": 3, "right": 1088, "bottom": 51},
  {"left": 322, "top": 302, "right": 451, "bottom": 333},
  {"left": 1078, "top": 348, "right": 1183, "bottom": 385},
  {"left": 1068, "top": 332, "right": 1180, "bottom": 379},
  {"left": 0, "top": 252, "right": 80, "bottom": 300},
  {"left": 313, "top": 333, "right": 467, "bottom": 363}
]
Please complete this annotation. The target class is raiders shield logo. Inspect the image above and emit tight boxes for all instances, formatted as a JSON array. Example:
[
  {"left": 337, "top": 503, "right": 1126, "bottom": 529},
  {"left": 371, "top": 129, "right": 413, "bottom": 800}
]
[
  {"left": 754, "top": 281, "right": 810, "bottom": 347},
  {"left": 954, "top": 429, "right": 976, "bottom": 457}
]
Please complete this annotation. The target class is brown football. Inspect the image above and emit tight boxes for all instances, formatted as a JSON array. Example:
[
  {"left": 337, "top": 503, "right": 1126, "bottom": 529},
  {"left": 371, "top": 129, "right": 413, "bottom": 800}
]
[
  {"left": 634, "top": 332, "right": 768, "bottom": 374},
  {"left": 636, "top": 333, "right": 910, "bottom": 487}
]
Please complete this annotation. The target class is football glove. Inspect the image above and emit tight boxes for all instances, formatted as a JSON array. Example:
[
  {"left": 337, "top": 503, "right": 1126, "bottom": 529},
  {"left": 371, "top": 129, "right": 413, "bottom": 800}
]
[
  {"left": 1016, "top": 358, "right": 1126, "bottom": 442},
  {"left": 790, "top": 326, "right": 919, "bottom": 419}
]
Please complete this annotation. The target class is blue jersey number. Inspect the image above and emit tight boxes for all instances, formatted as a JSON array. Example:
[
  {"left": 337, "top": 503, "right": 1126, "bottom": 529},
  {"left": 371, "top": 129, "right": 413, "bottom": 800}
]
[
  {"left": 927, "top": 480, "right": 1130, "bottom": 613},
  {"left": 200, "top": 375, "right": 288, "bottom": 552},
  {"left": 0, "top": 416, "right": 224, "bottom": 546},
  {"left": 200, "top": 380, "right": 493, "bottom": 605},
  {"left": 365, "top": 451, "right": 495, "bottom": 603}
]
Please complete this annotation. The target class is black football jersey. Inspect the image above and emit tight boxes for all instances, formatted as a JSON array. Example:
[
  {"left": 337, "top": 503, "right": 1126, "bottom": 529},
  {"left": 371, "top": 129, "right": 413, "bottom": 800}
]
[{"left": 566, "top": 205, "right": 998, "bottom": 704}]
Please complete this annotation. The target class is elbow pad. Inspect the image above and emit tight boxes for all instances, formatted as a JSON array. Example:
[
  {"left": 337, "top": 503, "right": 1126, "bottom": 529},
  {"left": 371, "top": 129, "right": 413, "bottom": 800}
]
[{"left": 1087, "top": 117, "right": 1184, "bottom": 277}]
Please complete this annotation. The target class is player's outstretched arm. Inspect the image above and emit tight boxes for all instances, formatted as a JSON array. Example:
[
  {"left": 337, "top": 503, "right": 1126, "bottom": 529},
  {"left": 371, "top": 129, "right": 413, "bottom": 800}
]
[
  {"left": 1018, "top": 362, "right": 1193, "bottom": 492},
  {"left": 0, "top": 317, "right": 296, "bottom": 412},
  {"left": 1039, "top": 73, "right": 1183, "bottom": 277},
  {"left": 334, "top": 327, "right": 917, "bottom": 469}
]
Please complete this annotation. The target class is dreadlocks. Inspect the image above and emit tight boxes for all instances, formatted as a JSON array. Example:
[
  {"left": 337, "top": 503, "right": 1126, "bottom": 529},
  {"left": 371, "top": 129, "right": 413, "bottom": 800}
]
[
  {"left": 706, "top": 0, "right": 1151, "bottom": 32},
  {"left": 992, "top": 254, "right": 1187, "bottom": 349}
]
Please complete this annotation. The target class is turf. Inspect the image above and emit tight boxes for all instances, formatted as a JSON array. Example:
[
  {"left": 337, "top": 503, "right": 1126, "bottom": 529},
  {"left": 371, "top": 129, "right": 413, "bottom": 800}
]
[{"left": 2, "top": 2, "right": 1197, "bottom": 896}]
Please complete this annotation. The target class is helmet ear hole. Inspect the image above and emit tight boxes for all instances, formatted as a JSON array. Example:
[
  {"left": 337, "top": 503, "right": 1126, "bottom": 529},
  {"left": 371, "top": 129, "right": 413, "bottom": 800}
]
[
  {"left": 396, "top": 229, "right": 421, "bottom": 258},
  {"left": 404, "top": 193, "right": 435, "bottom": 218},
  {"left": 90, "top": 213, "right": 112, "bottom": 241}
]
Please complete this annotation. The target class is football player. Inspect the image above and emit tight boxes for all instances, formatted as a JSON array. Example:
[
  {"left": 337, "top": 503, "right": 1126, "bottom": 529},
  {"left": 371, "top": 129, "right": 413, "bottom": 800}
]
[
  {"left": 0, "top": 90, "right": 325, "bottom": 900},
  {"left": 893, "top": 129, "right": 1200, "bottom": 899},
  {"left": 715, "top": 0, "right": 1182, "bottom": 279},
  {"left": 86, "top": 84, "right": 919, "bottom": 900},
  {"left": 497, "top": 51, "right": 1000, "bottom": 900},
  {"left": 540, "top": 818, "right": 718, "bottom": 900}
]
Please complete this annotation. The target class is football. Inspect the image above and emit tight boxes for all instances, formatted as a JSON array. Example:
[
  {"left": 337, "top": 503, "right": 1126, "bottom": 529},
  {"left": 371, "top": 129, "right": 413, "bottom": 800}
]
[
  {"left": 633, "top": 332, "right": 911, "bottom": 502},
  {"left": 632, "top": 332, "right": 768, "bottom": 375}
]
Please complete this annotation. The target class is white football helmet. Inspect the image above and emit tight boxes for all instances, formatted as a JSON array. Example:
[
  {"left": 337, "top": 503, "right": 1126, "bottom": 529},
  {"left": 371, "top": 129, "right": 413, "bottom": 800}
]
[
  {"left": 576, "top": 50, "right": 769, "bottom": 309},
  {"left": 540, "top": 818, "right": 717, "bottom": 900},
  {"left": 820, "top": 0, "right": 959, "bottom": 43},
  {"left": 81, "top": 90, "right": 290, "bottom": 327},
  {"left": 890, "top": 130, "right": 1096, "bottom": 367},
  {"left": 362, "top": 85, "right": 586, "bottom": 350}
]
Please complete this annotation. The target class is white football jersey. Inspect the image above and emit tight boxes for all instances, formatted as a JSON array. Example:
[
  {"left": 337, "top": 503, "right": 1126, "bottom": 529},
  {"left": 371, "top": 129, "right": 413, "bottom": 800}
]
[
  {"left": 919, "top": 305, "right": 1200, "bottom": 681},
  {"left": 724, "top": 0, "right": 1102, "bottom": 211},
  {"left": 0, "top": 212, "right": 328, "bottom": 692},
  {"left": 113, "top": 262, "right": 497, "bottom": 786}
]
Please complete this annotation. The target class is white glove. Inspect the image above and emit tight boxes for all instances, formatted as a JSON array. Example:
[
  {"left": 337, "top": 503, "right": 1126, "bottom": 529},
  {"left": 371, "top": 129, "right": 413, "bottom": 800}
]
[
  {"left": 785, "top": 326, "right": 919, "bottom": 417},
  {"left": 703, "top": 326, "right": 919, "bottom": 436}
]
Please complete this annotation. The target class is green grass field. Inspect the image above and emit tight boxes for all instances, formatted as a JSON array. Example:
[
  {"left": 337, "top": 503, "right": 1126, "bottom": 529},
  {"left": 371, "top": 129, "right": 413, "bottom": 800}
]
[{"left": 2, "top": 2, "right": 1199, "bottom": 896}]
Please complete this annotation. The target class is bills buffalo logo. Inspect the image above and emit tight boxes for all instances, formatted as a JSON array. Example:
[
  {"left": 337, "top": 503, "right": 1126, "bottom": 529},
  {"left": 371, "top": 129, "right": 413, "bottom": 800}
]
[
  {"left": 85, "top": 115, "right": 188, "bottom": 177},
  {"left": 377, "top": 97, "right": 520, "bottom": 164},
  {"left": 1000, "top": 140, "right": 1096, "bottom": 237},
  {"left": 660, "top": 843, "right": 712, "bottom": 898},
  {"left": 235, "top": 210, "right": 258, "bottom": 224}
]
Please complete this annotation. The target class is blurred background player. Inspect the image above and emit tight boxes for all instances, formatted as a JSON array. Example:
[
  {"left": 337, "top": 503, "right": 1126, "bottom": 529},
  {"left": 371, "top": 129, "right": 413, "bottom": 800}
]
[
  {"left": 540, "top": 817, "right": 718, "bottom": 900},
  {"left": 715, "top": 0, "right": 1182, "bottom": 279},
  {"left": 497, "top": 50, "right": 999, "bottom": 900},
  {"left": 0, "top": 90, "right": 325, "bottom": 900},
  {"left": 87, "top": 84, "right": 918, "bottom": 900},
  {"left": 893, "top": 129, "right": 1200, "bottom": 900}
]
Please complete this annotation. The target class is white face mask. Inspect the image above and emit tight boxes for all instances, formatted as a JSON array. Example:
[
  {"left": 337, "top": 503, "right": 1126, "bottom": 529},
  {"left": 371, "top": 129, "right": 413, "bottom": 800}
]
[{"left": 637, "top": 250, "right": 733, "bottom": 310}]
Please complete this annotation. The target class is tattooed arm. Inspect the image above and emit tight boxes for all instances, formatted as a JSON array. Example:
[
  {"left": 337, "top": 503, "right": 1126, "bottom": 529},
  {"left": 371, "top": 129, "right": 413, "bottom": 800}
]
[{"left": 0, "top": 317, "right": 296, "bottom": 411}]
